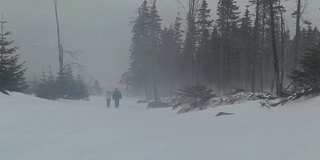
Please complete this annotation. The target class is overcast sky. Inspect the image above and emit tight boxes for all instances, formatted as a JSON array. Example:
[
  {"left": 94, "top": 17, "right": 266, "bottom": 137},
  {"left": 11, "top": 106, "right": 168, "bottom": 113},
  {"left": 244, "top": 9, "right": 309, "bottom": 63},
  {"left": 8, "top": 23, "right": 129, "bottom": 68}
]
[{"left": 0, "top": 0, "right": 319, "bottom": 89}]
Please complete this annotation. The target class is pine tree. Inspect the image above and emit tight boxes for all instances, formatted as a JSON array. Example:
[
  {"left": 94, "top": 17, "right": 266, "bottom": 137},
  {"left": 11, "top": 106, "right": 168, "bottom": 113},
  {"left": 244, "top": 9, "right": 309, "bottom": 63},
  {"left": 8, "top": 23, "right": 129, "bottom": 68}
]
[
  {"left": 35, "top": 68, "right": 56, "bottom": 99},
  {"left": 195, "top": 0, "right": 213, "bottom": 83},
  {"left": 0, "top": 18, "right": 27, "bottom": 92},
  {"left": 209, "top": 26, "right": 221, "bottom": 86},
  {"left": 121, "top": 0, "right": 151, "bottom": 98},
  {"left": 91, "top": 80, "right": 103, "bottom": 95},
  {"left": 55, "top": 65, "right": 76, "bottom": 99},
  {"left": 71, "top": 74, "right": 89, "bottom": 100},
  {"left": 216, "top": 0, "right": 240, "bottom": 94},
  {"left": 157, "top": 16, "right": 185, "bottom": 95},
  {"left": 290, "top": 42, "right": 320, "bottom": 90},
  {"left": 149, "top": 0, "right": 162, "bottom": 102},
  {"left": 172, "top": 14, "right": 186, "bottom": 86},
  {"left": 158, "top": 27, "right": 176, "bottom": 95},
  {"left": 239, "top": 7, "right": 253, "bottom": 89},
  {"left": 182, "top": 0, "right": 201, "bottom": 84}
]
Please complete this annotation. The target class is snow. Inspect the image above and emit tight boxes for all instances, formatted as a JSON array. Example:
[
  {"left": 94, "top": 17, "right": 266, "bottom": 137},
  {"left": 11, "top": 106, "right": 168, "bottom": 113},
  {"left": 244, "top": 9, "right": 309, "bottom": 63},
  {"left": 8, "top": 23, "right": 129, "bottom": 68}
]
[{"left": 1, "top": 92, "right": 320, "bottom": 160}]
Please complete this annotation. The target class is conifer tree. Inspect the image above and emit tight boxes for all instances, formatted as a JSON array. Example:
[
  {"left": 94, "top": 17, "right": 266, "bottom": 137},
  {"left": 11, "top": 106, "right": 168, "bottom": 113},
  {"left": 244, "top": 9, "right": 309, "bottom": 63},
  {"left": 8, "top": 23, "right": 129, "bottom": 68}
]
[
  {"left": 0, "top": 18, "right": 27, "bottom": 92},
  {"left": 91, "top": 80, "right": 103, "bottom": 95},
  {"left": 55, "top": 65, "right": 75, "bottom": 98},
  {"left": 290, "top": 42, "right": 320, "bottom": 90},
  {"left": 209, "top": 26, "right": 221, "bottom": 86},
  {"left": 239, "top": 7, "right": 253, "bottom": 89},
  {"left": 172, "top": 14, "right": 186, "bottom": 86},
  {"left": 71, "top": 74, "right": 89, "bottom": 100},
  {"left": 149, "top": 0, "right": 162, "bottom": 101},
  {"left": 122, "top": 0, "right": 150, "bottom": 98},
  {"left": 195, "top": 0, "right": 213, "bottom": 83},
  {"left": 216, "top": 0, "right": 240, "bottom": 94},
  {"left": 182, "top": 0, "right": 201, "bottom": 84},
  {"left": 158, "top": 27, "right": 176, "bottom": 95},
  {"left": 157, "top": 15, "right": 184, "bottom": 95},
  {"left": 35, "top": 68, "right": 56, "bottom": 99}
]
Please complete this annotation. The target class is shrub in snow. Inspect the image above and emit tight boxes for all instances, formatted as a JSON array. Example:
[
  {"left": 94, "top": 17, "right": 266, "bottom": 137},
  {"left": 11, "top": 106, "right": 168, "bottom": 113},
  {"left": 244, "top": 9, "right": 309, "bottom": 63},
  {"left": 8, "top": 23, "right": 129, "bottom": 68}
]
[{"left": 174, "top": 84, "right": 216, "bottom": 113}]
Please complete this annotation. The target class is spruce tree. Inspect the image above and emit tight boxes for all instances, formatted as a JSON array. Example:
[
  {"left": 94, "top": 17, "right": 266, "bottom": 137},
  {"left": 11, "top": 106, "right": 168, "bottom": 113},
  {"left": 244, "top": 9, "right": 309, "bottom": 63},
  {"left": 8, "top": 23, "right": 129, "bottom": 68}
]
[
  {"left": 57, "top": 65, "right": 76, "bottom": 99},
  {"left": 91, "top": 80, "right": 103, "bottom": 95},
  {"left": 121, "top": 0, "right": 151, "bottom": 98},
  {"left": 158, "top": 27, "right": 176, "bottom": 95},
  {"left": 182, "top": 0, "right": 201, "bottom": 84},
  {"left": 35, "top": 69, "right": 56, "bottom": 99},
  {"left": 216, "top": 0, "right": 240, "bottom": 93},
  {"left": 209, "top": 26, "right": 221, "bottom": 86},
  {"left": 290, "top": 42, "right": 320, "bottom": 90},
  {"left": 172, "top": 14, "right": 186, "bottom": 86},
  {"left": 0, "top": 18, "right": 27, "bottom": 92},
  {"left": 239, "top": 7, "right": 253, "bottom": 89},
  {"left": 149, "top": 0, "right": 162, "bottom": 101},
  {"left": 71, "top": 74, "right": 89, "bottom": 100},
  {"left": 195, "top": 0, "right": 213, "bottom": 83}
]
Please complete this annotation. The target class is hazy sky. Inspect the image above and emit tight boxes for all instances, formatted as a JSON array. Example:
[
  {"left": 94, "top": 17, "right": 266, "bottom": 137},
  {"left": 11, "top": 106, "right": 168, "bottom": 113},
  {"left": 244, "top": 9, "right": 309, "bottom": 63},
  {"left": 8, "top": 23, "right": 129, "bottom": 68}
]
[{"left": 0, "top": 0, "right": 319, "bottom": 89}]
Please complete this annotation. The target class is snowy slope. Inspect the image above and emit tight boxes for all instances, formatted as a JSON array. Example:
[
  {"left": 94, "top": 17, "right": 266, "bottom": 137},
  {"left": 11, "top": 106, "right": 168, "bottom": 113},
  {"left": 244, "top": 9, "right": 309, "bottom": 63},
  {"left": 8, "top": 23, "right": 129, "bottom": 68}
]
[{"left": 1, "top": 92, "right": 320, "bottom": 160}]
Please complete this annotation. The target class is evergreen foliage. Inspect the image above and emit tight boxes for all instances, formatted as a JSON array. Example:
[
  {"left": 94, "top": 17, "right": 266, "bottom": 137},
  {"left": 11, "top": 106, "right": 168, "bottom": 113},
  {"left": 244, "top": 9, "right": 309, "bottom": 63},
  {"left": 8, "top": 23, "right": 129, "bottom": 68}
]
[
  {"left": 35, "top": 69, "right": 57, "bottom": 99},
  {"left": 175, "top": 83, "right": 216, "bottom": 109},
  {"left": 71, "top": 74, "right": 89, "bottom": 100},
  {"left": 195, "top": 0, "right": 213, "bottom": 83},
  {"left": 34, "top": 67, "right": 89, "bottom": 100},
  {"left": 121, "top": 0, "right": 320, "bottom": 99},
  {"left": 290, "top": 42, "right": 320, "bottom": 90},
  {"left": 121, "top": 0, "right": 150, "bottom": 98},
  {"left": 90, "top": 80, "right": 103, "bottom": 95},
  {"left": 216, "top": 0, "right": 240, "bottom": 93},
  {"left": 0, "top": 19, "right": 27, "bottom": 92}
]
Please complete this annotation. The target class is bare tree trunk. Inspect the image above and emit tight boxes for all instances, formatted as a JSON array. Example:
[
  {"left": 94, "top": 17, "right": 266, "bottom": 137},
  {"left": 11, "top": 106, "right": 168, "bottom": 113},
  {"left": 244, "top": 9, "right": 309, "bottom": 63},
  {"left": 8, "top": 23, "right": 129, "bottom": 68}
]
[
  {"left": 179, "top": 0, "right": 200, "bottom": 85},
  {"left": 241, "top": 22, "right": 248, "bottom": 89},
  {"left": 260, "top": 6, "right": 266, "bottom": 91},
  {"left": 279, "top": 0, "right": 285, "bottom": 87},
  {"left": 152, "top": 54, "right": 158, "bottom": 102},
  {"left": 268, "top": 0, "right": 283, "bottom": 96},
  {"left": 294, "top": 0, "right": 301, "bottom": 70},
  {"left": 54, "top": 0, "right": 63, "bottom": 74},
  {"left": 219, "top": 31, "right": 225, "bottom": 95},
  {"left": 251, "top": 0, "right": 260, "bottom": 92}
]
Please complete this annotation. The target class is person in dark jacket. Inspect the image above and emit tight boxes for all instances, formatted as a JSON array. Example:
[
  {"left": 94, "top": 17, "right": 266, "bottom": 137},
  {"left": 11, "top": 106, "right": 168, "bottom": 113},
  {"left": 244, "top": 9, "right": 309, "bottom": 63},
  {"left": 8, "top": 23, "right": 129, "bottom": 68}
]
[{"left": 112, "top": 88, "right": 122, "bottom": 108}]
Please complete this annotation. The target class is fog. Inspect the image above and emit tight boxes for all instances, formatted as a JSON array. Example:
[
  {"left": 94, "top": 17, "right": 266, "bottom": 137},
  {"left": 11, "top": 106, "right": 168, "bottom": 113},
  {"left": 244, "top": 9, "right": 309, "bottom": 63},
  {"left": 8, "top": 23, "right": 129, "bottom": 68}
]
[{"left": 0, "top": 0, "right": 319, "bottom": 89}]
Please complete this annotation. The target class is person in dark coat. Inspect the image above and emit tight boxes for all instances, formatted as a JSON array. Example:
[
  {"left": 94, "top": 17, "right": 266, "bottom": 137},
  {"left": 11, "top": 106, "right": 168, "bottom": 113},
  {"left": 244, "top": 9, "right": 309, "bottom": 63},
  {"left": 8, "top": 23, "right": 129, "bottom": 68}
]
[{"left": 112, "top": 88, "right": 122, "bottom": 108}]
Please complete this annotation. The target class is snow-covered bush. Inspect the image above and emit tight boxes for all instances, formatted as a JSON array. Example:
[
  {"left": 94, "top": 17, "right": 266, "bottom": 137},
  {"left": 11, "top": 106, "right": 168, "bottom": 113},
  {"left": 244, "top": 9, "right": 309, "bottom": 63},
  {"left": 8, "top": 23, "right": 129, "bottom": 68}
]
[{"left": 174, "top": 84, "right": 216, "bottom": 113}]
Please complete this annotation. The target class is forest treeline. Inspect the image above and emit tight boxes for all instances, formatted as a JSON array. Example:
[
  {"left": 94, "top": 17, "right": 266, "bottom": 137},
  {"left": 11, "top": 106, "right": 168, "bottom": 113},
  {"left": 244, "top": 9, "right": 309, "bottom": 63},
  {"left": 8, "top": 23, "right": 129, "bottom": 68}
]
[
  {"left": 120, "top": 0, "right": 320, "bottom": 100},
  {"left": 1, "top": 0, "right": 320, "bottom": 102}
]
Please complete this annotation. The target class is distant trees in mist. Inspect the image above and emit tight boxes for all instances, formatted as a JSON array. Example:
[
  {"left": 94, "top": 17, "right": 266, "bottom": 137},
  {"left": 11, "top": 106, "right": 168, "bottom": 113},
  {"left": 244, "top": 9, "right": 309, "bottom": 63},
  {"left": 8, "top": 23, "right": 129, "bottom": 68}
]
[
  {"left": 0, "top": 1, "right": 90, "bottom": 100},
  {"left": 121, "top": 0, "right": 320, "bottom": 100}
]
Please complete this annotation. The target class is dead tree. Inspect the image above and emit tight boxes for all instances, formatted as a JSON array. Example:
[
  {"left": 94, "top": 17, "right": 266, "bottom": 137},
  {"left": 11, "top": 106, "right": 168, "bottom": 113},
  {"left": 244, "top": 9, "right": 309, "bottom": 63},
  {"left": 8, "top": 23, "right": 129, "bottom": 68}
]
[
  {"left": 251, "top": 0, "right": 260, "bottom": 92},
  {"left": 53, "top": 0, "right": 83, "bottom": 73},
  {"left": 54, "top": 0, "right": 63, "bottom": 75},
  {"left": 268, "top": 0, "right": 283, "bottom": 97},
  {"left": 293, "top": 0, "right": 301, "bottom": 71}
]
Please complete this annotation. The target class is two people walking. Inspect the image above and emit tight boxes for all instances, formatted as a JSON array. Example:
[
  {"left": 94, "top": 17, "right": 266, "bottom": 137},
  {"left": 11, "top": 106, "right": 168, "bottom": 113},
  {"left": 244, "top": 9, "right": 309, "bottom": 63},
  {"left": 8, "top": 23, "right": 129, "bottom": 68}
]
[{"left": 106, "top": 88, "right": 122, "bottom": 108}]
